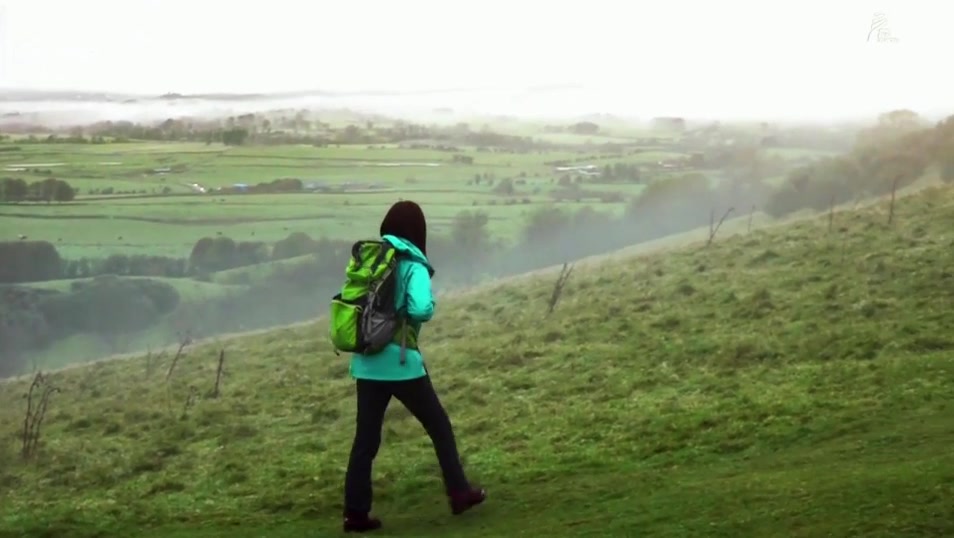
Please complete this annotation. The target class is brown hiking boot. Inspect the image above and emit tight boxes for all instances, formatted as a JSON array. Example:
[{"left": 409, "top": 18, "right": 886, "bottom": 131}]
[{"left": 449, "top": 487, "right": 487, "bottom": 515}]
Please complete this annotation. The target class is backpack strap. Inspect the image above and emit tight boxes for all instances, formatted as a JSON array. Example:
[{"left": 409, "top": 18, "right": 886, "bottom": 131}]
[
  {"left": 397, "top": 256, "right": 409, "bottom": 365},
  {"left": 349, "top": 240, "right": 367, "bottom": 262},
  {"left": 399, "top": 319, "right": 408, "bottom": 365},
  {"left": 368, "top": 241, "right": 392, "bottom": 276},
  {"left": 395, "top": 255, "right": 417, "bottom": 365}
]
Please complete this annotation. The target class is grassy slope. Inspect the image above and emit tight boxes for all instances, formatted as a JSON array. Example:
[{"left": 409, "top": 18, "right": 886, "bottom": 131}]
[{"left": 2, "top": 187, "right": 954, "bottom": 537}]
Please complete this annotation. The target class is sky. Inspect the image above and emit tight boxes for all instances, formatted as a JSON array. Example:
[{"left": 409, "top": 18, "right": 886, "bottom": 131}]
[{"left": 0, "top": 0, "right": 950, "bottom": 119}]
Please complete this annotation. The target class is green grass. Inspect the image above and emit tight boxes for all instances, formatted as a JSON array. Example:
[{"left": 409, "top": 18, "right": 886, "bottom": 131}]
[
  {"left": 0, "top": 141, "right": 666, "bottom": 257},
  {"left": 0, "top": 194, "right": 630, "bottom": 258},
  {"left": 1, "top": 138, "right": 838, "bottom": 259},
  {"left": 0, "top": 142, "right": 587, "bottom": 192},
  {"left": 1, "top": 185, "right": 953, "bottom": 537}
]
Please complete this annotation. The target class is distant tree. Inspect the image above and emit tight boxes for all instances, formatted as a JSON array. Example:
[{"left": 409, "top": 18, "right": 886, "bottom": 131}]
[
  {"left": 492, "top": 178, "right": 515, "bottom": 195},
  {"left": 221, "top": 128, "right": 249, "bottom": 146},
  {"left": 857, "top": 109, "right": 926, "bottom": 149},
  {"left": 1, "top": 178, "right": 28, "bottom": 202},
  {"left": 272, "top": 232, "right": 318, "bottom": 261},
  {"left": 236, "top": 241, "right": 269, "bottom": 266},
  {"left": 50, "top": 276, "right": 180, "bottom": 337},
  {"left": 341, "top": 125, "right": 362, "bottom": 143},
  {"left": 869, "top": 150, "right": 929, "bottom": 195},
  {"left": 521, "top": 206, "right": 573, "bottom": 244},
  {"left": 568, "top": 121, "right": 600, "bottom": 135},
  {"left": 53, "top": 180, "right": 75, "bottom": 202},
  {"left": 625, "top": 173, "right": 712, "bottom": 236},
  {"left": 449, "top": 211, "right": 487, "bottom": 249},
  {"left": 98, "top": 254, "right": 131, "bottom": 276},
  {"left": 0, "top": 241, "right": 62, "bottom": 283},
  {"left": 449, "top": 211, "right": 493, "bottom": 283},
  {"left": 28, "top": 178, "right": 58, "bottom": 203},
  {"left": 190, "top": 236, "right": 239, "bottom": 273},
  {"left": 878, "top": 109, "right": 925, "bottom": 132}
]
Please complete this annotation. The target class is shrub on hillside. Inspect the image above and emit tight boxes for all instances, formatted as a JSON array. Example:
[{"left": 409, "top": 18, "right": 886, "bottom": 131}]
[
  {"left": 61, "top": 255, "right": 187, "bottom": 279},
  {"left": 440, "top": 211, "right": 494, "bottom": 283},
  {"left": 765, "top": 149, "right": 929, "bottom": 218},
  {"left": 38, "top": 276, "right": 180, "bottom": 338},
  {"left": 190, "top": 236, "right": 239, "bottom": 273},
  {"left": 521, "top": 206, "right": 574, "bottom": 244},
  {"left": 764, "top": 163, "right": 853, "bottom": 218},
  {"left": 168, "top": 267, "right": 342, "bottom": 338},
  {"left": 866, "top": 150, "right": 929, "bottom": 195},
  {"left": 764, "top": 110, "right": 948, "bottom": 218},
  {"left": 492, "top": 178, "right": 515, "bottom": 195},
  {"left": 272, "top": 232, "right": 319, "bottom": 261},
  {"left": 0, "top": 241, "right": 62, "bottom": 283},
  {"left": 573, "top": 205, "right": 617, "bottom": 229},
  {"left": 235, "top": 241, "right": 269, "bottom": 266},
  {"left": 625, "top": 173, "right": 713, "bottom": 236},
  {"left": 0, "top": 286, "right": 59, "bottom": 376}
]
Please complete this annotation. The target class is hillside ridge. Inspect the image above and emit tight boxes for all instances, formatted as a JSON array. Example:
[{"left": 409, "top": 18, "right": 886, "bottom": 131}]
[{"left": 1, "top": 185, "right": 953, "bottom": 537}]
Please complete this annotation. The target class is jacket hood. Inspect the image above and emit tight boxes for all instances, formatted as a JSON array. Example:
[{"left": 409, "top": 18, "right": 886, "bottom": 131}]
[{"left": 382, "top": 234, "right": 435, "bottom": 275}]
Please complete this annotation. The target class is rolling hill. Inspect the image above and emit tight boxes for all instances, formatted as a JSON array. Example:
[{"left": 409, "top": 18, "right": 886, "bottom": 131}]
[{"left": 1, "top": 186, "right": 953, "bottom": 538}]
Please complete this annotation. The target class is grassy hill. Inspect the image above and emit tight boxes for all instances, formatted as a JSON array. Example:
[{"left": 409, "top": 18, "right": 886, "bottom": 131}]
[{"left": 1, "top": 186, "right": 954, "bottom": 537}]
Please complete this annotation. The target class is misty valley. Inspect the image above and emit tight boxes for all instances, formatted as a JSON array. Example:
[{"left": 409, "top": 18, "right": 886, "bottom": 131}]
[{"left": 1, "top": 92, "right": 953, "bottom": 537}]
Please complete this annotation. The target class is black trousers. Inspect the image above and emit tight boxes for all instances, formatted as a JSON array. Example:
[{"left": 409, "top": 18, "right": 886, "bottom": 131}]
[{"left": 343, "top": 374, "right": 470, "bottom": 515}]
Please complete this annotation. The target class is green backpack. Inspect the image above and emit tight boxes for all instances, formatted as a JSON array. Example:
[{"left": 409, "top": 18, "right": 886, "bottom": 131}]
[{"left": 329, "top": 240, "right": 413, "bottom": 361}]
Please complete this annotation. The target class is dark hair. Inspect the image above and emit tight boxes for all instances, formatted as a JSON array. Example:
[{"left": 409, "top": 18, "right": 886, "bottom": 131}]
[{"left": 380, "top": 200, "right": 427, "bottom": 255}]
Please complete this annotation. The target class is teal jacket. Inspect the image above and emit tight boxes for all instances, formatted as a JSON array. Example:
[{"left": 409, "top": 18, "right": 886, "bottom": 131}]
[{"left": 349, "top": 234, "right": 434, "bottom": 381}]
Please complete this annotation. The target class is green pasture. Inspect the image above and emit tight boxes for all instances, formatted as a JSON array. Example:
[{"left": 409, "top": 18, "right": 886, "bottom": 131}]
[
  {"left": 0, "top": 196, "right": 631, "bottom": 258},
  {"left": 0, "top": 137, "right": 832, "bottom": 259},
  {"left": 1, "top": 142, "right": 576, "bottom": 191},
  {"left": 0, "top": 141, "right": 690, "bottom": 194},
  {"left": 0, "top": 141, "right": 663, "bottom": 257}
]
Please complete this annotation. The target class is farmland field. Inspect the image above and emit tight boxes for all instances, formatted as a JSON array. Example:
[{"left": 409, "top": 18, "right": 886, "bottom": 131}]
[{"left": 0, "top": 140, "right": 706, "bottom": 257}]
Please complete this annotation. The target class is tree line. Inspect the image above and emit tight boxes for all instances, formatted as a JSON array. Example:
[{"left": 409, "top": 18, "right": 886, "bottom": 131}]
[
  {"left": 764, "top": 110, "right": 954, "bottom": 217},
  {"left": 1, "top": 178, "right": 76, "bottom": 203},
  {"left": 0, "top": 229, "right": 345, "bottom": 284},
  {"left": 3, "top": 116, "right": 564, "bottom": 152}
]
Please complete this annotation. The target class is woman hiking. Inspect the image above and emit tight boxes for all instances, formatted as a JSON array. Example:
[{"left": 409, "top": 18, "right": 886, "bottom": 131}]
[{"left": 343, "top": 200, "right": 486, "bottom": 533}]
